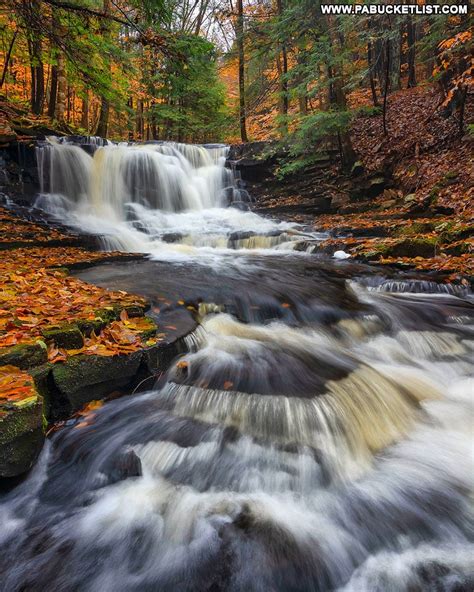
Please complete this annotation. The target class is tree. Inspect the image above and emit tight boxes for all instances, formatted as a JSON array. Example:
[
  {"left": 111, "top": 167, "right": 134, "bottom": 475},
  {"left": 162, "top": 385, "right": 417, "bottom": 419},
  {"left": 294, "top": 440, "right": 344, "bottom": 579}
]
[{"left": 235, "top": 0, "right": 248, "bottom": 141}]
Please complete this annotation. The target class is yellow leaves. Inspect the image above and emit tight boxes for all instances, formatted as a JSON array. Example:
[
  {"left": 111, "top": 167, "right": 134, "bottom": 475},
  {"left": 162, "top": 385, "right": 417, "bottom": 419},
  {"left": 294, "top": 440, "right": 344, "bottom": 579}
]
[{"left": 176, "top": 360, "right": 188, "bottom": 370}]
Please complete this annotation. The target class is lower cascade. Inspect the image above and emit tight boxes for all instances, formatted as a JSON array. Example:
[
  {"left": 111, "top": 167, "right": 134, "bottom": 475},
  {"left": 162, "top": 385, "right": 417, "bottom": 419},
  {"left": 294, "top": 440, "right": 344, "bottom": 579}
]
[{"left": 1, "top": 138, "right": 472, "bottom": 592}]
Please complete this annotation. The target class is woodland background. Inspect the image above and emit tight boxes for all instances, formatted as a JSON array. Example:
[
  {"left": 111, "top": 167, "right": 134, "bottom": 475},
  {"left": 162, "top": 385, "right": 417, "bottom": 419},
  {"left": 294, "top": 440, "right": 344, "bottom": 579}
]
[{"left": 0, "top": 0, "right": 471, "bottom": 165}]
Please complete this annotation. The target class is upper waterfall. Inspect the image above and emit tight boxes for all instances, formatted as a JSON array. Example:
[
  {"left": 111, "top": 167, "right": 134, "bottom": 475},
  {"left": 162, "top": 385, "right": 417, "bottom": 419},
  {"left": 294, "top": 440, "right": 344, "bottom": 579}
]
[
  {"left": 34, "top": 137, "right": 307, "bottom": 259},
  {"left": 37, "top": 138, "right": 235, "bottom": 220}
]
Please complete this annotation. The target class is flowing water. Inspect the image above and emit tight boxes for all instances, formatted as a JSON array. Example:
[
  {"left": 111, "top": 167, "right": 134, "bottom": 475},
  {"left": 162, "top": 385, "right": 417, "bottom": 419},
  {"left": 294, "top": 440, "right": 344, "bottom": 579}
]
[{"left": 0, "top": 138, "right": 473, "bottom": 592}]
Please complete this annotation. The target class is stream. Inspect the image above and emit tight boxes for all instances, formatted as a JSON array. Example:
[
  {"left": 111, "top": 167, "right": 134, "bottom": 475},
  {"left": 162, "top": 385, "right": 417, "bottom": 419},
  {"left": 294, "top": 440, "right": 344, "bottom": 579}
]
[{"left": 0, "top": 138, "right": 473, "bottom": 592}]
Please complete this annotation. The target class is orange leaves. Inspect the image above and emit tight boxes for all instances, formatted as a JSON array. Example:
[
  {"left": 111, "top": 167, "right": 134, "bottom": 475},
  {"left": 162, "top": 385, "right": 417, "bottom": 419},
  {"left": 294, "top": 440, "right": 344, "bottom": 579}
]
[
  {"left": 47, "top": 343, "right": 67, "bottom": 364},
  {"left": 0, "top": 265, "right": 146, "bottom": 350},
  {"left": 0, "top": 210, "right": 154, "bottom": 363},
  {"left": 45, "top": 318, "right": 157, "bottom": 362},
  {"left": 438, "top": 31, "right": 472, "bottom": 52},
  {"left": 0, "top": 244, "right": 129, "bottom": 270},
  {"left": 0, "top": 365, "right": 36, "bottom": 403}
]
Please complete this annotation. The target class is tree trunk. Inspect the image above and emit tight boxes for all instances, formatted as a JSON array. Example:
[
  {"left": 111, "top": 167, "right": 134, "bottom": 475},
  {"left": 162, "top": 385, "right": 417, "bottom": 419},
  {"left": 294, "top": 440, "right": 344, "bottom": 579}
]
[
  {"left": 367, "top": 40, "right": 379, "bottom": 107},
  {"left": 326, "top": 15, "right": 356, "bottom": 171},
  {"left": 389, "top": 26, "right": 401, "bottom": 91},
  {"left": 383, "top": 40, "right": 390, "bottom": 136},
  {"left": 96, "top": 95, "right": 109, "bottom": 137},
  {"left": 48, "top": 65, "right": 58, "bottom": 118},
  {"left": 96, "top": 0, "right": 111, "bottom": 138},
  {"left": 0, "top": 30, "right": 18, "bottom": 89},
  {"left": 276, "top": 0, "right": 288, "bottom": 136},
  {"left": 136, "top": 99, "right": 144, "bottom": 140},
  {"left": 407, "top": 15, "right": 417, "bottom": 88},
  {"left": 81, "top": 92, "right": 89, "bottom": 131},
  {"left": 236, "top": 0, "right": 248, "bottom": 142},
  {"left": 55, "top": 52, "right": 67, "bottom": 122}
]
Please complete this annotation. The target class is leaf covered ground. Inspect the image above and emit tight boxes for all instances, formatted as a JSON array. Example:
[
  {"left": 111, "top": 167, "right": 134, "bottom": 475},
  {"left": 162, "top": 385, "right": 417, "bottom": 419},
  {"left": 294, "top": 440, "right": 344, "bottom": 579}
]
[
  {"left": 0, "top": 207, "right": 160, "bottom": 405},
  {"left": 314, "top": 85, "right": 473, "bottom": 282}
]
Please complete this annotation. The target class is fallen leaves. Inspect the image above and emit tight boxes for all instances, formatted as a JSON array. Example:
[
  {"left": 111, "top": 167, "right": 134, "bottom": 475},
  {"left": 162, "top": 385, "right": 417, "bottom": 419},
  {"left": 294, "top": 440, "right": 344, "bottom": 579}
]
[
  {"left": 0, "top": 207, "right": 159, "bottom": 364},
  {"left": 0, "top": 365, "right": 36, "bottom": 403},
  {"left": 0, "top": 266, "right": 148, "bottom": 350}
]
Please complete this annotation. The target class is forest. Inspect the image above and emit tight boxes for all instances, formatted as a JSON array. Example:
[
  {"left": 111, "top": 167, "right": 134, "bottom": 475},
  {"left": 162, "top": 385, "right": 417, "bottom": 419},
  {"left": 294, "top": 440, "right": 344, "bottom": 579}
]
[{"left": 1, "top": 0, "right": 471, "bottom": 152}]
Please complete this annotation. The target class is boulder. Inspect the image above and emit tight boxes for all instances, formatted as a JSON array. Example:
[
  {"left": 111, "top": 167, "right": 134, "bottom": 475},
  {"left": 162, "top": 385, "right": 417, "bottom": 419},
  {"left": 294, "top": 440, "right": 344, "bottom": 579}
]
[
  {"left": 0, "top": 392, "right": 44, "bottom": 478},
  {"left": 41, "top": 324, "right": 84, "bottom": 349},
  {"left": 51, "top": 352, "right": 143, "bottom": 415}
]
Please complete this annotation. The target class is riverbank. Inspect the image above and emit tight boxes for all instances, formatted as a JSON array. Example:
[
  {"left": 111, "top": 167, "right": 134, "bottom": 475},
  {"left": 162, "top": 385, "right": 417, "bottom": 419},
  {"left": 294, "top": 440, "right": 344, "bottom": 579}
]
[
  {"left": 231, "top": 86, "right": 473, "bottom": 285},
  {"left": 0, "top": 207, "right": 195, "bottom": 478}
]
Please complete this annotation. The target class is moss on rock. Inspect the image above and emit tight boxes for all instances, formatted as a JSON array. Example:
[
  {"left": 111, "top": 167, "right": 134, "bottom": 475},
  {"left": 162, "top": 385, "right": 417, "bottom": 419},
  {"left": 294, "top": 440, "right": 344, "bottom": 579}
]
[
  {"left": 51, "top": 351, "right": 144, "bottom": 412},
  {"left": 0, "top": 341, "right": 47, "bottom": 369},
  {"left": 41, "top": 324, "right": 84, "bottom": 349},
  {"left": 0, "top": 391, "right": 44, "bottom": 478}
]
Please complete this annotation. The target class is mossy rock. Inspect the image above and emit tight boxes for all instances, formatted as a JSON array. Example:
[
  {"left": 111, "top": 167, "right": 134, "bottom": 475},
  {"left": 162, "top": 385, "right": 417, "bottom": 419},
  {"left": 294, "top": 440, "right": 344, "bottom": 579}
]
[
  {"left": 51, "top": 351, "right": 144, "bottom": 413},
  {"left": 394, "top": 222, "right": 436, "bottom": 237},
  {"left": 0, "top": 341, "right": 47, "bottom": 370},
  {"left": 41, "top": 324, "right": 84, "bottom": 349},
  {"left": 386, "top": 238, "right": 438, "bottom": 258},
  {"left": 75, "top": 318, "right": 106, "bottom": 337},
  {"left": 0, "top": 393, "right": 44, "bottom": 478},
  {"left": 95, "top": 304, "right": 148, "bottom": 324}
]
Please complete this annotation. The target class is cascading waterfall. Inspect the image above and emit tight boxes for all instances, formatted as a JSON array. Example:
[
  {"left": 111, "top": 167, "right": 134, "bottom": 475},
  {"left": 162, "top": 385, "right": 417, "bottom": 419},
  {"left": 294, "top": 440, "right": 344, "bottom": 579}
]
[
  {"left": 34, "top": 137, "right": 317, "bottom": 257},
  {"left": 0, "top": 282, "right": 472, "bottom": 592},
  {"left": 2, "top": 137, "right": 472, "bottom": 591}
]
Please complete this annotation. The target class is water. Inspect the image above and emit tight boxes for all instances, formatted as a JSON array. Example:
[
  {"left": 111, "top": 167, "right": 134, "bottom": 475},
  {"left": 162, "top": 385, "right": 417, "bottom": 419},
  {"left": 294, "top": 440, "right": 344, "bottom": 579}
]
[
  {"left": 34, "top": 137, "right": 321, "bottom": 259},
  {"left": 1, "top": 138, "right": 473, "bottom": 591}
]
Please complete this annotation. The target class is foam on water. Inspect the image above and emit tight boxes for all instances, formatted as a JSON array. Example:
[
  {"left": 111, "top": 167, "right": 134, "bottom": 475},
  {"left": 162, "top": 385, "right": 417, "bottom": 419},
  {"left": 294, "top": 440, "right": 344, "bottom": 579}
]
[{"left": 34, "top": 138, "right": 324, "bottom": 262}]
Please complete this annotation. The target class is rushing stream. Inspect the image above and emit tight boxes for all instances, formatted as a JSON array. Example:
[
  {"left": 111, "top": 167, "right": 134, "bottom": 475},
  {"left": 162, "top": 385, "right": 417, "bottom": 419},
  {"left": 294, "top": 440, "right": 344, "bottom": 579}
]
[{"left": 0, "top": 138, "right": 473, "bottom": 591}]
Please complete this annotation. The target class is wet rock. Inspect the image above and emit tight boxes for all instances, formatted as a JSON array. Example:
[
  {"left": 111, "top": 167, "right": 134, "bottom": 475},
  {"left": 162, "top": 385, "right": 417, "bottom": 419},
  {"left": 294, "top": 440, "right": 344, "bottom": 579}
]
[
  {"left": 229, "top": 201, "right": 250, "bottom": 211},
  {"left": 0, "top": 342, "right": 48, "bottom": 370},
  {"left": 104, "top": 449, "right": 142, "bottom": 484},
  {"left": 0, "top": 392, "right": 44, "bottom": 478},
  {"left": 162, "top": 233, "right": 183, "bottom": 243},
  {"left": 41, "top": 324, "right": 84, "bottom": 349},
  {"left": 51, "top": 352, "right": 143, "bottom": 414}
]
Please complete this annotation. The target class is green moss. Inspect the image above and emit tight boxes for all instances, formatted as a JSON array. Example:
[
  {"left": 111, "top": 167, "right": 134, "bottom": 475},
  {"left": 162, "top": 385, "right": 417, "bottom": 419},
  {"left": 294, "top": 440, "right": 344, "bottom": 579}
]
[
  {"left": 394, "top": 222, "right": 436, "bottom": 237},
  {"left": 76, "top": 318, "right": 106, "bottom": 337},
  {"left": 0, "top": 387, "right": 44, "bottom": 477},
  {"left": 41, "top": 324, "right": 84, "bottom": 349},
  {"left": 388, "top": 237, "right": 438, "bottom": 258},
  {"left": 0, "top": 342, "right": 48, "bottom": 369}
]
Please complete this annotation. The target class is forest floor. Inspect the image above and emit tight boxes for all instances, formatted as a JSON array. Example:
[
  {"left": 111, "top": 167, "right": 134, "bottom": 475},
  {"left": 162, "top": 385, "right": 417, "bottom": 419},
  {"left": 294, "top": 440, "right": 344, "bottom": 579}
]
[
  {"left": 0, "top": 207, "right": 163, "bottom": 413},
  {"left": 249, "top": 85, "right": 473, "bottom": 284}
]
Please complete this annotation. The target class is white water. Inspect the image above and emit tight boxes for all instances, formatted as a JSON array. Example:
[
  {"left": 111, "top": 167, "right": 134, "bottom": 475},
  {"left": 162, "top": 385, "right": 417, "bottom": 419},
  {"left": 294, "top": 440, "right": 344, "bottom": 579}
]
[
  {"left": 35, "top": 138, "right": 316, "bottom": 261},
  {"left": 2, "top": 138, "right": 471, "bottom": 591}
]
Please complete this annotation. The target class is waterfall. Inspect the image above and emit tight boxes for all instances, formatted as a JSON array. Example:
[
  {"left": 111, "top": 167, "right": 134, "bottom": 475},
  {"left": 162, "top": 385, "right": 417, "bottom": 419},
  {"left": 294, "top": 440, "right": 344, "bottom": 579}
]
[
  {"left": 37, "top": 138, "right": 233, "bottom": 218},
  {"left": 34, "top": 137, "right": 313, "bottom": 257}
]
